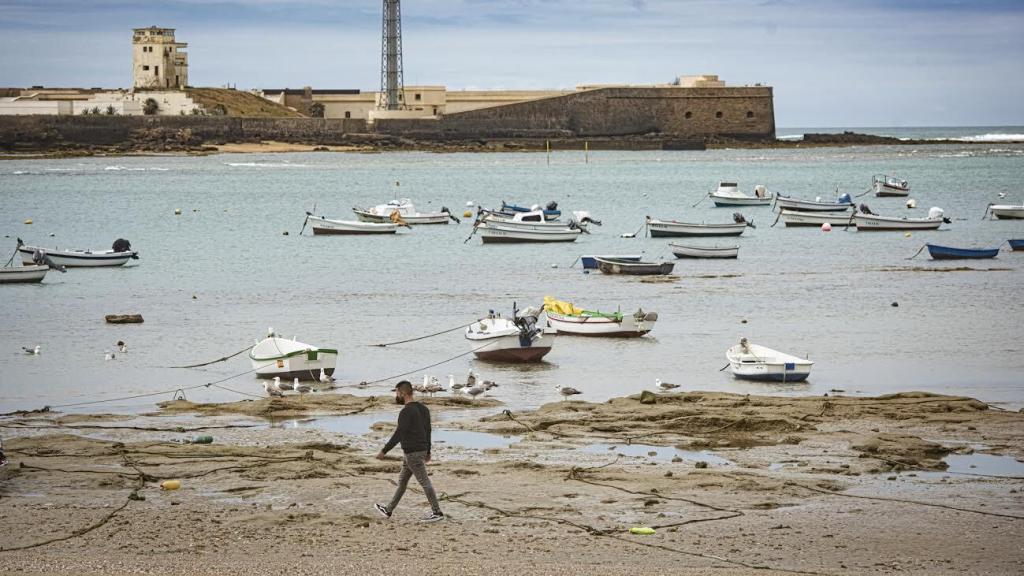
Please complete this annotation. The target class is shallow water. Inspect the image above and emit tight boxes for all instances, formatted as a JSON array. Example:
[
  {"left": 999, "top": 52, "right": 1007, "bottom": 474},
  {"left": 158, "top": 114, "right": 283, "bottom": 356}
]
[
  {"left": 1, "top": 145, "right": 1023, "bottom": 414},
  {"left": 579, "top": 443, "right": 732, "bottom": 465}
]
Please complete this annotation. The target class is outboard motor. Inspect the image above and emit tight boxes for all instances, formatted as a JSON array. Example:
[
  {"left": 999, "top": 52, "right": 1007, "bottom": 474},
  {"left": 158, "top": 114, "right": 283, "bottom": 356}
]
[
  {"left": 733, "top": 212, "right": 754, "bottom": 228},
  {"left": 112, "top": 238, "right": 131, "bottom": 252},
  {"left": 859, "top": 203, "right": 876, "bottom": 215},
  {"left": 441, "top": 206, "right": 460, "bottom": 223},
  {"left": 513, "top": 306, "right": 542, "bottom": 347},
  {"left": 928, "top": 207, "right": 951, "bottom": 223},
  {"left": 838, "top": 192, "right": 852, "bottom": 204},
  {"left": 546, "top": 201, "right": 558, "bottom": 211}
]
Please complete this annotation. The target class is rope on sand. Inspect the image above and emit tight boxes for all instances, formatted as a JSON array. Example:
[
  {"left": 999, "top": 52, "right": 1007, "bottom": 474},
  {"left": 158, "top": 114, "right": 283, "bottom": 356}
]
[{"left": 789, "top": 482, "right": 1024, "bottom": 520}]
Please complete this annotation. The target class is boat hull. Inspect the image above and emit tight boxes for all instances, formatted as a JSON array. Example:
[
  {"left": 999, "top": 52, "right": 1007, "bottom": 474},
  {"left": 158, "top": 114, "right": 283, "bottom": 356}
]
[
  {"left": 926, "top": 244, "right": 999, "bottom": 260},
  {"left": 775, "top": 197, "right": 854, "bottom": 212},
  {"left": 990, "top": 205, "right": 1024, "bottom": 219},
  {"left": 855, "top": 214, "right": 942, "bottom": 231},
  {"left": 547, "top": 311, "right": 657, "bottom": 337},
  {"left": 0, "top": 265, "right": 49, "bottom": 284},
  {"left": 478, "top": 224, "right": 581, "bottom": 243},
  {"left": 469, "top": 331, "right": 555, "bottom": 362},
  {"left": 580, "top": 255, "right": 642, "bottom": 269},
  {"left": 1009, "top": 239, "right": 1024, "bottom": 251},
  {"left": 647, "top": 220, "right": 747, "bottom": 237},
  {"left": 596, "top": 258, "right": 674, "bottom": 275},
  {"left": 669, "top": 243, "right": 739, "bottom": 259},
  {"left": 250, "top": 336, "right": 338, "bottom": 380},
  {"left": 18, "top": 246, "right": 135, "bottom": 268},
  {"left": 353, "top": 210, "right": 450, "bottom": 225},
  {"left": 730, "top": 370, "right": 811, "bottom": 382},
  {"left": 726, "top": 341, "right": 813, "bottom": 383},
  {"left": 307, "top": 215, "right": 399, "bottom": 235},
  {"left": 710, "top": 192, "right": 772, "bottom": 207},
  {"left": 780, "top": 210, "right": 856, "bottom": 227}
]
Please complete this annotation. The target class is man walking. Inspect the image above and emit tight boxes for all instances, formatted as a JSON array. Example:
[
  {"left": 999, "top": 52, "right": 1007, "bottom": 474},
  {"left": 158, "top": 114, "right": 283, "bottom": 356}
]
[{"left": 374, "top": 380, "right": 444, "bottom": 523}]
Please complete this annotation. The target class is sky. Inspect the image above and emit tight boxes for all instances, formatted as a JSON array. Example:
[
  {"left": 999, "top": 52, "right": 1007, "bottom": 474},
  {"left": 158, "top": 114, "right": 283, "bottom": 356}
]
[{"left": 1, "top": 0, "right": 1022, "bottom": 127}]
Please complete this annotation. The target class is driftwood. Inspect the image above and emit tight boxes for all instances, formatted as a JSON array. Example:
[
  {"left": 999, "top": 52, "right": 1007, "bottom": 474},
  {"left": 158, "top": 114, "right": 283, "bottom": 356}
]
[{"left": 105, "top": 314, "right": 144, "bottom": 324}]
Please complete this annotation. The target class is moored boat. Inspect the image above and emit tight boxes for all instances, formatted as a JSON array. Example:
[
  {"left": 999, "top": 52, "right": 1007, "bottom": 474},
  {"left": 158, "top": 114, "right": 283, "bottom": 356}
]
[
  {"left": 709, "top": 182, "right": 773, "bottom": 207},
  {"left": 779, "top": 209, "right": 857, "bottom": 227},
  {"left": 986, "top": 203, "right": 1024, "bottom": 220},
  {"left": 17, "top": 238, "right": 139, "bottom": 268},
  {"left": 775, "top": 194, "right": 854, "bottom": 213},
  {"left": 925, "top": 243, "right": 999, "bottom": 260},
  {"left": 0, "top": 265, "right": 49, "bottom": 284},
  {"left": 475, "top": 221, "right": 582, "bottom": 243},
  {"left": 465, "top": 306, "right": 555, "bottom": 362},
  {"left": 352, "top": 199, "right": 459, "bottom": 225},
  {"left": 250, "top": 329, "right": 338, "bottom": 380},
  {"left": 305, "top": 214, "right": 402, "bottom": 235},
  {"left": 726, "top": 338, "right": 813, "bottom": 382},
  {"left": 543, "top": 296, "right": 657, "bottom": 337},
  {"left": 580, "top": 255, "right": 642, "bottom": 269},
  {"left": 595, "top": 256, "right": 674, "bottom": 275},
  {"left": 646, "top": 215, "right": 751, "bottom": 237},
  {"left": 500, "top": 201, "right": 561, "bottom": 221},
  {"left": 872, "top": 174, "right": 910, "bottom": 197},
  {"left": 855, "top": 207, "right": 946, "bottom": 231},
  {"left": 669, "top": 243, "right": 740, "bottom": 259},
  {"left": 1009, "top": 239, "right": 1024, "bottom": 251}
]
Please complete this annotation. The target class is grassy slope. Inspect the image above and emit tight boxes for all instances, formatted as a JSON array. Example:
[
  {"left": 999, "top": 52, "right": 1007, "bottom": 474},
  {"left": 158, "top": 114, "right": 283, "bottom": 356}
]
[{"left": 185, "top": 88, "right": 304, "bottom": 118}]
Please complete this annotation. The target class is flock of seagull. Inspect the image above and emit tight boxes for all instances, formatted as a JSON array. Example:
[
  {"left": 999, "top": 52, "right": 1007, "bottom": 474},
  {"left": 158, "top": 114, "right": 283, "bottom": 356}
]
[{"left": 22, "top": 340, "right": 128, "bottom": 360}]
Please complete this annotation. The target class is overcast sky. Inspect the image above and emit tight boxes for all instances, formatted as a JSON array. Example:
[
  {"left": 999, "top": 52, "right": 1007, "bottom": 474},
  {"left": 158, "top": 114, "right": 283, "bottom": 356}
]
[{"left": 1, "top": 0, "right": 1022, "bottom": 126}]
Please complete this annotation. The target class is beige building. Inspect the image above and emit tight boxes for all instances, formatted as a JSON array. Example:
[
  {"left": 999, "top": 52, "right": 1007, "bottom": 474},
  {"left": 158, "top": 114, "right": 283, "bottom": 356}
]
[{"left": 132, "top": 27, "right": 188, "bottom": 89}]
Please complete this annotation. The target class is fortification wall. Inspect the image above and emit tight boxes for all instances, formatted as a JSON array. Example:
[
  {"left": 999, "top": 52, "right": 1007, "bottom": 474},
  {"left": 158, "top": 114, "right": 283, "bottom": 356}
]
[{"left": 375, "top": 86, "right": 775, "bottom": 140}]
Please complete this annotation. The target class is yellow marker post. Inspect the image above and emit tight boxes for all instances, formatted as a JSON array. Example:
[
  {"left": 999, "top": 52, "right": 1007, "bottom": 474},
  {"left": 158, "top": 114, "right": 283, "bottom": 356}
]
[
  {"left": 585, "top": 141, "right": 589, "bottom": 164},
  {"left": 546, "top": 140, "right": 551, "bottom": 165}
]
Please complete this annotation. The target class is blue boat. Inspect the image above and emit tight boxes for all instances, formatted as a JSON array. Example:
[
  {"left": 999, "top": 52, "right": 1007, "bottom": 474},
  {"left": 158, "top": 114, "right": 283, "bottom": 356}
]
[
  {"left": 926, "top": 243, "right": 999, "bottom": 260},
  {"left": 1009, "top": 239, "right": 1024, "bottom": 251},
  {"left": 501, "top": 201, "right": 561, "bottom": 221},
  {"left": 580, "top": 255, "right": 642, "bottom": 269}
]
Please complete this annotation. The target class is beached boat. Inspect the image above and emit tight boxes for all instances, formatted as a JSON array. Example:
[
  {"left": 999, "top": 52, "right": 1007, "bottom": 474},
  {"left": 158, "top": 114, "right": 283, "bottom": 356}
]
[
  {"left": 925, "top": 244, "right": 999, "bottom": 260},
  {"left": 779, "top": 209, "right": 857, "bottom": 227},
  {"left": 855, "top": 207, "right": 946, "bottom": 231},
  {"left": 17, "top": 238, "right": 138, "bottom": 268},
  {"left": 305, "top": 214, "right": 402, "bottom": 235},
  {"left": 872, "top": 174, "right": 910, "bottom": 197},
  {"left": 465, "top": 307, "right": 555, "bottom": 362},
  {"left": 580, "top": 255, "right": 642, "bottom": 269},
  {"left": 1009, "top": 239, "right": 1024, "bottom": 251},
  {"left": 709, "top": 183, "right": 773, "bottom": 207},
  {"left": 0, "top": 265, "right": 49, "bottom": 284},
  {"left": 646, "top": 216, "right": 750, "bottom": 237},
  {"left": 352, "top": 199, "right": 459, "bottom": 225},
  {"left": 726, "top": 338, "right": 813, "bottom": 382},
  {"left": 543, "top": 296, "right": 657, "bottom": 337},
  {"left": 774, "top": 194, "right": 854, "bottom": 213},
  {"left": 500, "top": 201, "right": 561, "bottom": 221},
  {"left": 250, "top": 329, "right": 338, "bottom": 380},
  {"left": 669, "top": 243, "right": 740, "bottom": 259},
  {"left": 475, "top": 221, "right": 582, "bottom": 243},
  {"left": 986, "top": 203, "right": 1024, "bottom": 220},
  {"left": 595, "top": 256, "right": 675, "bottom": 275}
]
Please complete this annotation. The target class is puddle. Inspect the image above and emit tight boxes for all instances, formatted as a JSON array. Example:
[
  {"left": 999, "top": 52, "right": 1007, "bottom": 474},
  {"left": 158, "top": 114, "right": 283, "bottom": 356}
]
[
  {"left": 943, "top": 453, "right": 1024, "bottom": 477},
  {"left": 433, "top": 429, "right": 521, "bottom": 450},
  {"left": 266, "top": 414, "right": 521, "bottom": 450},
  {"left": 580, "top": 443, "right": 732, "bottom": 465}
]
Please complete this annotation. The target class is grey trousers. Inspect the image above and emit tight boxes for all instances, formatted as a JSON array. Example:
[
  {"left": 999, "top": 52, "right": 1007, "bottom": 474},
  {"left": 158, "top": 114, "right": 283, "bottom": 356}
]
[{"left": 388, "top": 450, "right": 441, "bottom": 514}]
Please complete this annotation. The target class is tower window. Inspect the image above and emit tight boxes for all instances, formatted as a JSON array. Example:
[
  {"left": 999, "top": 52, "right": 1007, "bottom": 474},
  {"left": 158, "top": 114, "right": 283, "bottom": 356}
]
[
  {"left": 715, "top": 111, "right": 723, "bottom": 119},
  {"left": 142, "top": 65, "right": 150, "bottom": 71},
  {"left": 345, "top": 111, "right": 351, "bottom": 118},
  {"left": 415, "top": 93, "right": 421, "bottom": 101},
  {"left": 746, "top": 111, "right": 754, "bottom": 118},
  {"left": 684, "top": 111, "right": 692, "bottom": 119}
]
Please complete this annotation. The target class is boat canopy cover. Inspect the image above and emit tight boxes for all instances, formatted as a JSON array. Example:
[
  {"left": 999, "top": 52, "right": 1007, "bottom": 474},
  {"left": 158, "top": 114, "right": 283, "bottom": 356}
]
[
  {"left": 544, "top": 296, "right": 583, "bottom": 316},
  {"left": 837, "top": 193, "right": 852, "bottom": 204}
]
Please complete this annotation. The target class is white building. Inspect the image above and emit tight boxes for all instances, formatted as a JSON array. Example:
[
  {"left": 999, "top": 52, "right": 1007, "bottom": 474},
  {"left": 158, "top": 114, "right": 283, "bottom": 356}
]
[{"left": 132, "top": 27, "right": 188, "bottom": 89}]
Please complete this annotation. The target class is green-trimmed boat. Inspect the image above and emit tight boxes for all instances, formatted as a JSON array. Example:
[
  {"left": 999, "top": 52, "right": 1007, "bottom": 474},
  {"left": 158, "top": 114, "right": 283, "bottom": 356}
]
[{"left": 250, "top": 329, "right": 338, "bottom": 381}]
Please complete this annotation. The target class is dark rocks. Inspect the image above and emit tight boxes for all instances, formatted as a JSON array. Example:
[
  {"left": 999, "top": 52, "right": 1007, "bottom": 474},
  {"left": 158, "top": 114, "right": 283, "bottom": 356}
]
[{"left": 105, "top": 314, "right": 144, "bottom": 324}]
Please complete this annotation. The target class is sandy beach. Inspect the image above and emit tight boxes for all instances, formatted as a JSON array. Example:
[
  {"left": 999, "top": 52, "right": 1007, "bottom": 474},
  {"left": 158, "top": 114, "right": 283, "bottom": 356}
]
[{"left": 2, "top": 390, "right": 1021, "bottom": 575}]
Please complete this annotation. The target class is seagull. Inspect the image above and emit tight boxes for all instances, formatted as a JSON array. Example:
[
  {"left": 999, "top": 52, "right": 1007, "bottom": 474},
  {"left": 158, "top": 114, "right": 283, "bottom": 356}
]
[
  {"left": 293, "top": 378, "right": 311, "bottom": 394},
  {"left": 657, "top": 378, "right": 680, "bottom": 391},
  {"left": 998, "top": 192, "right": 1007, "bottom": 198},
  {"left": 104, "top": 350, "right": 115, "bottom": 361},
  {"left": 319, "top": 368, "right": 335, "bottom": 383},
  {"left": 465, "top": 370, "right": 477, "bottom": 388},
  {"left": 482, "top": 380, "right": 498, "bottom": 391},
  {"left": 466, "top": 384, "right": 485, "bottom": 400},
  {"left": 116, "top": 340, "right": 128, "bottom": 353},
  {"left": 272, "top": 376, "right": 291, "bottom": 393},
  {"left": 263, "top": 380, "right": 283, "bottom": 397},
  {"left": 22, "top": 345, "right": 40, "bottom": 355},
  {"left": 557, "top": 385, "right": 582, "bottom": 401},
  {"left": 425, "top": 380, "right": 445, "bottom": 396},
  {"left": 429, "top": 375, "right": 440, "bottom": 390}
]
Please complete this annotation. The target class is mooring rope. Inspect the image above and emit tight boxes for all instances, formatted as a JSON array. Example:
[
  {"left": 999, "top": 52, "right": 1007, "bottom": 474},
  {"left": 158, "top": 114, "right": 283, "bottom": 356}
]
[
  {"left": 167, "top": 345, "right": 252, "bottom": 369},
  {"left": 906, "top": 244, "right": 927, "bottom": 260},
  {"left": 369, "top": 319, "right": 479, "bottom": 347}
]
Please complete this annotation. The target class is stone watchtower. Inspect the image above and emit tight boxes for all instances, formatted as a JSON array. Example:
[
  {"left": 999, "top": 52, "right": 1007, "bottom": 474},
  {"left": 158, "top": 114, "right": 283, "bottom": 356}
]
[{"left": 132, "top": 27, "right": 188, "bottom": 89}]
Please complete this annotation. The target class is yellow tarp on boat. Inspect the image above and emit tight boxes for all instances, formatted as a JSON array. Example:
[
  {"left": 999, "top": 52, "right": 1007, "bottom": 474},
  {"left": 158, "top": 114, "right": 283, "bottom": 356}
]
[{"left": 543, "top": 296, "right": 583, "bottom": 316}]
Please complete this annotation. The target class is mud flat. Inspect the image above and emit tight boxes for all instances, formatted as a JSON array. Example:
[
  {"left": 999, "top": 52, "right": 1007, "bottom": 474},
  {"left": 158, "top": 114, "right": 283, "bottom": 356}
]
[{"left": 1, "top": 391, "right": 1021, "bottom": 575}]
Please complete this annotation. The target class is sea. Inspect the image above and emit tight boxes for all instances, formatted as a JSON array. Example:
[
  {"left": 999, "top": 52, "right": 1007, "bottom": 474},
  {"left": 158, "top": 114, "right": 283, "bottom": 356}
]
[{"left": 1, "top": 127, "right": 1022, "bottom": 415}]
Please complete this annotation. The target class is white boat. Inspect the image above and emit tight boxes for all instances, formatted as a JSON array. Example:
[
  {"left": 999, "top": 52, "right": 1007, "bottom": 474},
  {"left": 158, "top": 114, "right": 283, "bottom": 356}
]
[
  {"left": 872, "top": 174, "right": 910, "bottom": 197},
  {"left": 855, "top": 207, "right": 946, "bottom": 231},
  {"left": 709, "top": 183, "right": 773, "bottom": 207},
  {"left": 352, "top": 199, "right": 458, "bottom": 225},
  {"left": 579, "top": 255, "right": 642, "bottom": 269},
  {"left": 249, "top": 329, "right": 338, "bottom": 380},
  {"left": 669, "top": 243, "right": 740, "bottom": 259},
  {"left": 465, "top": 307, "right": 556, "bottom": 362},
  {"left": 779, "top": 209, "right": 857, "bottom": 227},
  {"left": 17, "top": 238, "right": 138, "bottom": 268},
  {"left": 543, "top": 296, "right": 657, "bottom": 337},
  {"left": 726, "top": 338, "right": 813, "bottom": 382},
  {"left": 305, "top": 214, "right": 402, "bottom": 235},
  {"left": 475, "top": 221, "right": 582, "bottom": 243},
  {"left": 986, "top": 203, "right": 1024, "bottom": 220},
  {"left": 0, "top": 265, "right": 49, "bottom": 284},
  {"left": 774, "top": 195, "right": 854, "bottom": 212},
  {"left": 646, "top": 217, "right": 749, "bottom": 237}
]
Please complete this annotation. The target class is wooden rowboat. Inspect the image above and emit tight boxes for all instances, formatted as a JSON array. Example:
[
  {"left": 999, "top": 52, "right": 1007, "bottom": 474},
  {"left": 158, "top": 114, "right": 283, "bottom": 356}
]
[
  {"left": 726, "top": 338, "right": 813, "bottom": 382},
  {"left": 669, "top": 243, "right": 739, "bottom": 259},
  {"left": 925, "top": 244, "right": 999, "bottom": 260},
  {"left": 305, "top": 214, "right": 402, "bottom": 235},
  {"left": 0, "top": 265, "right": 49, "bottom": 284},
  {"left": 646, "top": 218, "right": 749, "bottom": 238},
  {"left": 595, "top": 257, "right": 674, "bottom": 275},
  {"left": 1008, "top": 239, "right": 1024, "bottom": 251}
]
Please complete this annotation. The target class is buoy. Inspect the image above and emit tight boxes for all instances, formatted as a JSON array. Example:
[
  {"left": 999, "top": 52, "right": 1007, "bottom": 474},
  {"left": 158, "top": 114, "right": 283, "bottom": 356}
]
[
  {"left": 741, "top": 319, "right": 748, "bottom": 324},
  {"left": 551, "top": 264, "right": 558, "bottom": 269},
  {"left": 174, "top": 208, "right": 182, "bottom": 215},
  {"left": 904, "top": 232, "right": 912, "bottom": 238},
  {"left": 160, "top": 479, "right": 181, "bottom": 490},
  {"left": 24, "top": 219, "right": 32, "bottom": 225},
  {"left": 906, "top": 198, "right": 917, "bottom": 209},
  {"left": 891, "top": 302, "right": 899, "bottom": 307},
  {"left": 821, "top": 222, "right": 832, "bottom": 232},
  {"left": 192, "top": 294, "right": 197, "bottom": 300},
  {"left": 465, "top": 201, "right": 474, "bottom": 207},
  {"left": 629, "top": 527, "right": 656, "bottom": 535},
  {"left": 282, "top": 230, "right": 289, "bottom": 236},
  {"left": 463, "top": 210, "right": 472, "bottom": 218}
]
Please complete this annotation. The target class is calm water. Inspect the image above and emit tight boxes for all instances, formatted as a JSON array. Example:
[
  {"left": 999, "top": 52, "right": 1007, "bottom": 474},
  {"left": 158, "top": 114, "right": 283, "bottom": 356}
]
[{"left": 1, "top": 143, "right": 1023, "bottom": 414}]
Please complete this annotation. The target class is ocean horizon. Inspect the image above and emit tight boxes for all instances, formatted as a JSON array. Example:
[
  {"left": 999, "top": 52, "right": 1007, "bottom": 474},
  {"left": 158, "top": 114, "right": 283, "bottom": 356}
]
[{"left": 777, "top": 125, "right": 1024, "bottom": 142}]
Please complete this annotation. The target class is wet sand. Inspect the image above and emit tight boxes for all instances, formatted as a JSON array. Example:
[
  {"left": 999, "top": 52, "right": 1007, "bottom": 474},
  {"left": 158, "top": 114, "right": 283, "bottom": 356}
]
[{"left": 1, "top": 391, "right": 1022, "bottom": 575}]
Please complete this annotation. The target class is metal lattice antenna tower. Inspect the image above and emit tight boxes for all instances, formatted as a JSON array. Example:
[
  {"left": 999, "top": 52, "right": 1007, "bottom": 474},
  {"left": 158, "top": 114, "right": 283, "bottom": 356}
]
[{"left": 379, "top": 0, "right": 405, "bottom": 110}]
